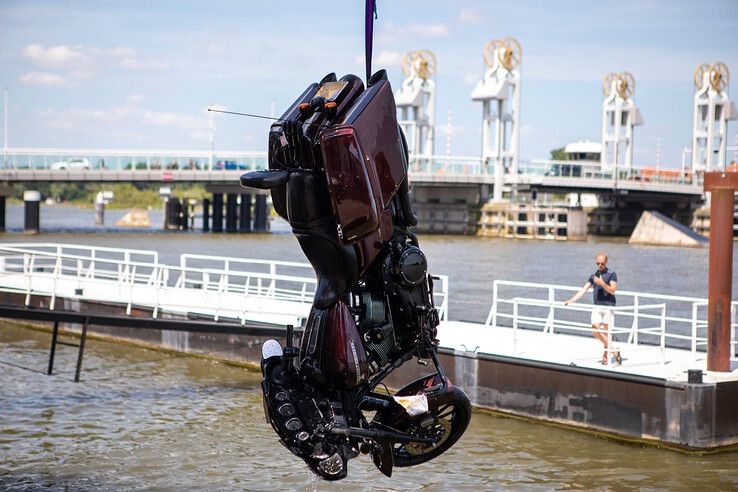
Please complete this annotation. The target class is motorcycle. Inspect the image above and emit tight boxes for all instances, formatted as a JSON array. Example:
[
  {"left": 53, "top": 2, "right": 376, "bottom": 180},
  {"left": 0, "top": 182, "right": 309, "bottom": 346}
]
[{"left": 240, "top": 70, "right": 471, "bottom": 481}]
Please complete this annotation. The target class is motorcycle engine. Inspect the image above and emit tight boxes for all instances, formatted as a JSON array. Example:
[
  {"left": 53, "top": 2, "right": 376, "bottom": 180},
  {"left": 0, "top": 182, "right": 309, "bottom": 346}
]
[
  {"left": 392, "top": 244, "right": 428, "bottom": 288},
  {"left": 358, "top": 290, "right": 396, "bottom": 373},
  {"left": 356, "top": 237, "right": 432, "bottom": 373}
]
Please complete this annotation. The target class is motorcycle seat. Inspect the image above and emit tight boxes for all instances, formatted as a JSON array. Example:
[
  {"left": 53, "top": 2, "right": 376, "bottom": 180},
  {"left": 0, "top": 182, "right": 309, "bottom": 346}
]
[{"left": 286, "top": 171, "right": 358, "bottom": 308}]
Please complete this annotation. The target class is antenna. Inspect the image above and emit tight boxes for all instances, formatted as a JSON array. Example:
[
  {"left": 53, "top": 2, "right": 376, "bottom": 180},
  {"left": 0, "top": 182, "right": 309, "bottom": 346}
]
[
  {"left": 207, "top": 108, "right": 280, "bottom": 121},
  {"left": 207, "top": 108, "right": 333, "bottom": 131}
]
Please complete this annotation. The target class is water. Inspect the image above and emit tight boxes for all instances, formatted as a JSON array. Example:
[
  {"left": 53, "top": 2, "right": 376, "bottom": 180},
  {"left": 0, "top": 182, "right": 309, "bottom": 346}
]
[
  {"left": 1, "top": 205, "right": 738, "bottom": 489},
  {"left": 1, "top": 321, "right": 737, "bottom": 491},
  {"left": 5, "top": 203, "right": 183, "bottom": 233},
  {"left": 3, "top": 204, "right": 737, "bottom": 323}
]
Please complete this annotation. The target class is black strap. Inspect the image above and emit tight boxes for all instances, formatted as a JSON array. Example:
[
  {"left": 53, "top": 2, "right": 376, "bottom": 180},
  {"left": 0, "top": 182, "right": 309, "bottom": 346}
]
[{"left": 365, "top": 0, "right": 377, "bottom": 83}]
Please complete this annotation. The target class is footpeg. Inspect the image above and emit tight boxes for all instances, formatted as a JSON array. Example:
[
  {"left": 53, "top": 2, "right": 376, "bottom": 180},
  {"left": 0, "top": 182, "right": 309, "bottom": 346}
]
[{"left": 261, "top": 339, "right": 283, "bottom": 361}]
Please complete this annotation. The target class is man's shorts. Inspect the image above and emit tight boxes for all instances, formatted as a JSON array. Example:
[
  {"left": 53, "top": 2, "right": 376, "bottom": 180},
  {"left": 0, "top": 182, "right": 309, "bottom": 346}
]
[{"left": 591, "top": 307, "right": 614, "bottom": 328}]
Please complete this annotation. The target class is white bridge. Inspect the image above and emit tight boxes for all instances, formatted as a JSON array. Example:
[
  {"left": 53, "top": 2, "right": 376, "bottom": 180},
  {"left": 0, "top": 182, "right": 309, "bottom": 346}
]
[
  {"left": 0, "top": 148, "right": 705, "bottom": 197},
  {"left": 0, "top": 243, "right": 735, "bottom": 383}
]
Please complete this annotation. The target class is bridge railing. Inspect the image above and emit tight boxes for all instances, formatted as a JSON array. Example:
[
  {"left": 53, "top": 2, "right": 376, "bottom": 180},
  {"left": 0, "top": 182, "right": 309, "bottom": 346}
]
[
  {"left": 521, "top": 159, "right": 703, "bottom": 187},
  {"left": 408, "top": 155, "right": 486, "bottom": 175},
  {"left": 2, "top": 148, "right": 268, "bottom": 172},
  {"left": 0, "top": 148, "right": 708, "bottom": 192},
  {"left": 178, "top": 253, "right": 316, "bottom": 304},
  {"left": 0, "top": 243, "right": 449, "bottom": 323},
  {"left": 0, "top": 244, "right": 316, "bottom": 322},
  {"left": 0, "top": 243, "right": 159, "bottom": 289},
  {"left": 486, "top": 280, "right": 737, "bottom": 361}
]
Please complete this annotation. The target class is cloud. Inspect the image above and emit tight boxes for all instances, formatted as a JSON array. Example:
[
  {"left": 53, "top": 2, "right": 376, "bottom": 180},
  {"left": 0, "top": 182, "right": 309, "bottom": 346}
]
[
  {"left": 464, "top": 72, "right": 480, "bottom": 85},
  {"left": 458, "top": 8, "right": 485, "bottom": 24},
  {"left": 20, "top": 43, "right": 170, "bottom": 82},
  {"left": 409, "top": 23, "right": 449, "bottom": 37},
  {"left": 119, "top": 57, "right": 170, "bottom": 71},
  {"left": 22, "top": 44, "right": 87, "bottom": 66},
  {"left": 521, "top": 43, "right": 737, "bottom": 83},
  {"left": 355, "top": 50, "right": 401, "bottom": 67},
  {"left": 141, "top": 109, "right": 202, "bottom": 130},
  {"left": 127, "top": 94, "right": 144, "bottom": 104},
  {"left": 20, "top": 72, "right": 68, "bottom": 86},
  {"left": 40, "top": 104, "right": 207, "bottom": 136},
  {"left": 108, "top": 47, "right": 136, "bottom": 58},
  {"left": 374, "top": 50, "right": 402, "bottom": 66},
  {"left": 378, "top": 22, "right": 449, "bottom": 43},
  {"left": 207, "top": 42, "right": 224, "bottom": 55}
]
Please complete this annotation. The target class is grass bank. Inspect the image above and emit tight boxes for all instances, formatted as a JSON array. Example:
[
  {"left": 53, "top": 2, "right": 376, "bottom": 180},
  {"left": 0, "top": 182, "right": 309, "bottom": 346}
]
[{"left": 10, "top": 183, "right": 208, "bottom": 209}]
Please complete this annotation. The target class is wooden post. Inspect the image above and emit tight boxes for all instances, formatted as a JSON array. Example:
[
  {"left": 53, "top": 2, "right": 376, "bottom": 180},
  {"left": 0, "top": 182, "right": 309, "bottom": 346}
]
[{"left": 703, "top": 172, "right": 737, "bottom": 372}]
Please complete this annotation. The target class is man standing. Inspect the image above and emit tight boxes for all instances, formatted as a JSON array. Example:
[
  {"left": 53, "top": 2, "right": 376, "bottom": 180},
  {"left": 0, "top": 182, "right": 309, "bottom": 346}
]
[{"left": 564, "top": 252, "right": 622, "bottom": 365}]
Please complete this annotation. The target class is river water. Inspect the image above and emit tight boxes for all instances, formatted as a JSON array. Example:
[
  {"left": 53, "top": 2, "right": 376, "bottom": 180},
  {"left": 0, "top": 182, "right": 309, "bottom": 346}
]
[
  {"left": 2, "top": 322, "right": 737, "bottom": 491},
  {"left": 1, "top": 205, "right": 737, "bottom": 489}
]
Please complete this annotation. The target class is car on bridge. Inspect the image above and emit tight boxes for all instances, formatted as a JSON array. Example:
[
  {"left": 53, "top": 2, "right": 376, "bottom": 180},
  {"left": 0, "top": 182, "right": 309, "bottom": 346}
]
[
  {"left": 50, "top": 158, "right": 91, "bottom": 170},
  {"left": 215, "top": 160, "right": 248, "bottom": 170}
]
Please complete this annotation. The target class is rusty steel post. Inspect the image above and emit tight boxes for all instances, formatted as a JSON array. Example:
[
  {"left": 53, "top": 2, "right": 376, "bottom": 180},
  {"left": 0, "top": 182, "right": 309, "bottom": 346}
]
[{"left": 704, "top": 172, "right": 738, "bottom": 372}]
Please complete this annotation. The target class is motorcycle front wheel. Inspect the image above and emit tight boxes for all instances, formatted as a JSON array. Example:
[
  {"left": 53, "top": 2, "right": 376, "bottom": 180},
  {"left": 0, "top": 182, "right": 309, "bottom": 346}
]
[{"left": 372, "top": 376, "right": 472, "bottom": 467}]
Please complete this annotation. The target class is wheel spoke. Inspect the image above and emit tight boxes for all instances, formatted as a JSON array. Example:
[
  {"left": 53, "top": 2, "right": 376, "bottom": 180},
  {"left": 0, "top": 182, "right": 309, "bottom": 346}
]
[{"left": 436, "top": 407, "right": 456, "bottom": 420}]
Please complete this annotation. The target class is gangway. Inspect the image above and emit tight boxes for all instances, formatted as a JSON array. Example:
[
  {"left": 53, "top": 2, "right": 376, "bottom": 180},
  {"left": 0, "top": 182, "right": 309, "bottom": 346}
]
[
  {"left": 0, "top": 243, "right": 734, "bottom": 383},
  {"left": 0, "top": 243, "right": 449, "bottom": 327}
]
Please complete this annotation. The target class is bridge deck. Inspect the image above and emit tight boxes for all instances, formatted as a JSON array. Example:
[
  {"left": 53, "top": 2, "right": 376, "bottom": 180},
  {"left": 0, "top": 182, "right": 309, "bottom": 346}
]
[{"left": 1, "top": 149, "right": 704, "bottom": 196}]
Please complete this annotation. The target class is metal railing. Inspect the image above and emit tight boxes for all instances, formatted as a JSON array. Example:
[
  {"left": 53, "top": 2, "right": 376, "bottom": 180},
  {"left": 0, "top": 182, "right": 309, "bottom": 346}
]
[
  {"left": 1, "top": 148, "right": 268, "bottom": 172},
  {"left": 0, "top": 244, "right": 315, "bottom": 324},
  {"left": 0, "top": 243, "right": 449, "bottom": 324},
  {"left": 487, "top": 280, "right": 738, "bottom": 362},
  {"left": 0, "top": 148, "right": 706, "bottom": 196},
  {"left": 501, "top": 296, "right": 667, "bottom": 366},
  {"left": 408, "top": 155, "right": 485, "bottom": 175},
  {"left": 520, "top": 159, "right": 703, "bottom": 187}
]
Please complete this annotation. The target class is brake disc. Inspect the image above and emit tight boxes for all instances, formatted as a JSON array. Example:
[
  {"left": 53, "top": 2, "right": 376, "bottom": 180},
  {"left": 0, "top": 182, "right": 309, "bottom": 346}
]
[{"left": 404, "top": 417, "right": 452, "bottom": 456}]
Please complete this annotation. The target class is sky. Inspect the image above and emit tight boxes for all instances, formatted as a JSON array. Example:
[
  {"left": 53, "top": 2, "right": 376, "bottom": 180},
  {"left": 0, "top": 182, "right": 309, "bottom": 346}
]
[{"left": 1, "top": 0, "right": 737, "bottom": 167}]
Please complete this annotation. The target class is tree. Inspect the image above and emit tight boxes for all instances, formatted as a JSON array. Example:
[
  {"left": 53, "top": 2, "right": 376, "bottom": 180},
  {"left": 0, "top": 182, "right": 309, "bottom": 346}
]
[{"left": 550, "top": 147, "right": 566, "bottom": 161}]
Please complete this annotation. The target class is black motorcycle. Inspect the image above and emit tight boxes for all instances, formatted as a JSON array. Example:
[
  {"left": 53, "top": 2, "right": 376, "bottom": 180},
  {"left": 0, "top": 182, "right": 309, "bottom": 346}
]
[{"left": 240, "top": 70, "right": 471, "bottom": 481}]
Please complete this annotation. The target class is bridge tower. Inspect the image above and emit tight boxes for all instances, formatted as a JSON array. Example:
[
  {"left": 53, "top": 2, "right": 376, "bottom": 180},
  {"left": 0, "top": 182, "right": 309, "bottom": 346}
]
[
  {"left": 691, "top": 62, "right": 737, "bottom": 172},
  {"left": 471, "top": 38, "right": 522, "bottom": 202},
  {"left": 395, "top": 50, "right": 437, "bottom": 158},
  {"left": 601, "top": 72, "right": 643, "bottom": 172}
]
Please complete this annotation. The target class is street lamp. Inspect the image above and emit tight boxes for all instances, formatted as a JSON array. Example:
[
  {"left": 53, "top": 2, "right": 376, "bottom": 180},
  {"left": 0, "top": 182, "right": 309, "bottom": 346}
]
[{"left": 206, "top": 104, "right": 228, "bottom": 171}]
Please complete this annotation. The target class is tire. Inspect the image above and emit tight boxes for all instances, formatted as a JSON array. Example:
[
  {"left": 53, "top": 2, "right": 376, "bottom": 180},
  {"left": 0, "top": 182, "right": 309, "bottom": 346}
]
[{"left": 372, "top": 379, "right": 472, "bottom": 467}]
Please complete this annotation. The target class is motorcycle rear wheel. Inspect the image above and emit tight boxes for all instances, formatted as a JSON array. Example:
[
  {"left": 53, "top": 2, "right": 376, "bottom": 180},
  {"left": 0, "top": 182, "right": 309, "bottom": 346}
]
[{"left": 373, "top": 380, "right": 471, "bottom": 467}]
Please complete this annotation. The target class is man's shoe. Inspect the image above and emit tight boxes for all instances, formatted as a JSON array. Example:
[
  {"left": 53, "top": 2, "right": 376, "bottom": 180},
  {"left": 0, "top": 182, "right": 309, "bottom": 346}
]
[{"left": 614, "top": 351, "right": 622, "bottom": 365}]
